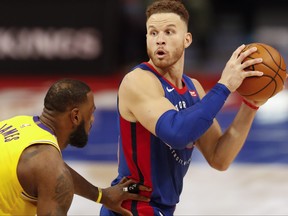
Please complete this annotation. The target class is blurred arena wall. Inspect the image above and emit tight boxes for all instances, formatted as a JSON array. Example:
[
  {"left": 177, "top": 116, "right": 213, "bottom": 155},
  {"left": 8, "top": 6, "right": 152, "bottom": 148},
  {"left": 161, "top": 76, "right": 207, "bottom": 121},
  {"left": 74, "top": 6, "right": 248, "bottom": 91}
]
[{"left": 1, "top": 75, "right": 287, "bottom": 164}]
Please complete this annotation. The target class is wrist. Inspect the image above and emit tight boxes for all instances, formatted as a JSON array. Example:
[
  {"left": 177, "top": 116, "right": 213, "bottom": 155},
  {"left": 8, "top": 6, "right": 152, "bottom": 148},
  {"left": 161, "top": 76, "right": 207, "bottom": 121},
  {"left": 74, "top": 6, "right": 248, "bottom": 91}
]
[
  {"left": 215, "top": 83, "right": 231, "bottom": 96},
  {"left": 242, "top": 98, "right": 259, "bottom": 110},
  {"left": 217, "top": 80, "right": 234, "bottom": 93},
  {"left": 96, "top": 187, "right": 102, "bottom": 203}
]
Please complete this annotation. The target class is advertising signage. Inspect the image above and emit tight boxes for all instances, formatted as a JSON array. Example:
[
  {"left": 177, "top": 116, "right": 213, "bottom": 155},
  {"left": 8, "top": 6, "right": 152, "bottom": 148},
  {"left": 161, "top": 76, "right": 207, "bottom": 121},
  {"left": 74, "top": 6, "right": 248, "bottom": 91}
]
[{"left": 0, "top": 0, "right": 122, "bottom": 75}]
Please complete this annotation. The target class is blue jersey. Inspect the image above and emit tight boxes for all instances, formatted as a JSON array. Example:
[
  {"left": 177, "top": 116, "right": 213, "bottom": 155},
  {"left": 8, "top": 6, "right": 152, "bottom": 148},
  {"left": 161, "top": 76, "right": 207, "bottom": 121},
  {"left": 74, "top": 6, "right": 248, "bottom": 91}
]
[{"left": 102, "top": 62, "right": 201, "bottom": 216}]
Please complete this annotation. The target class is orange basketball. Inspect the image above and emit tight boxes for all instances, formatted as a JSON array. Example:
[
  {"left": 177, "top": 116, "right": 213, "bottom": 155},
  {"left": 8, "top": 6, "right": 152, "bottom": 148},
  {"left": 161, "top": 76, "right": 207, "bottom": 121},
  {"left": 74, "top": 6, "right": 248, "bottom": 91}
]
[{"left": 237, "top": 43, "right": 287, "bottom": 101}]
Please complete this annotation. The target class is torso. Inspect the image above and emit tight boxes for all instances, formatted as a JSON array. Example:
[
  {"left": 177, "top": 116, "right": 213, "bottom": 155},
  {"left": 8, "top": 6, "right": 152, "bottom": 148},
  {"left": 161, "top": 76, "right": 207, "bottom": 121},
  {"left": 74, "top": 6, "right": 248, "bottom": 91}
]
[{"left": 115, "top": 62, "right": 201, "bottom": 208}]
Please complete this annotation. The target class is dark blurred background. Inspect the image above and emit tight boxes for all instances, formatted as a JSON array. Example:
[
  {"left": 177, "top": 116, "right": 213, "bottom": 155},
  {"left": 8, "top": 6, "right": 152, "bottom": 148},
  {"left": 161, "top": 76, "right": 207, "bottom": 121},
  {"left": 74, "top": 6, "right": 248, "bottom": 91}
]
[{"left": 0, "top": 0, "right": 287, "bottom": 77}]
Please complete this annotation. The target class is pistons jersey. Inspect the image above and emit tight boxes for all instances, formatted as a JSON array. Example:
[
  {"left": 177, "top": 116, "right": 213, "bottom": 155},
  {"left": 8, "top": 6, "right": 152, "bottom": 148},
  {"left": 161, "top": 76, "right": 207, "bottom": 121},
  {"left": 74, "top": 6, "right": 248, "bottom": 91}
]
[{"left": 111, "top": 62, "right": 200, "bottom": 215}]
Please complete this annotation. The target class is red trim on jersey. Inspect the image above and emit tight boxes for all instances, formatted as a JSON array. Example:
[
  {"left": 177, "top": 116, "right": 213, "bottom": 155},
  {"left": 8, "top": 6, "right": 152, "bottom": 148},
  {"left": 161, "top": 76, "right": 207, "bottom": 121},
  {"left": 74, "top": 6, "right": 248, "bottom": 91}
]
[
  {"left": 120, "top": 116, "right": 153, "bottom": 214},
  {"left": 143, "top": 62, "right": 188, "bottom": 95},
  {"left": 120, "top": 116, "right": 153, "bottom": 187},
  {"left": 135, "top": 122, "right": 153, "bottom": 187}
]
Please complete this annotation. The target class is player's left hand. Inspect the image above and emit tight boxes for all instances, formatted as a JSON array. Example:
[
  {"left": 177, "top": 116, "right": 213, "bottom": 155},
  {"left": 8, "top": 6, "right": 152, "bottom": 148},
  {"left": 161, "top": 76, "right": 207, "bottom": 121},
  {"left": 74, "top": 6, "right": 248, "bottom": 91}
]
[{"left": 101, "top": 177, "right": 151, "bottom": 216}]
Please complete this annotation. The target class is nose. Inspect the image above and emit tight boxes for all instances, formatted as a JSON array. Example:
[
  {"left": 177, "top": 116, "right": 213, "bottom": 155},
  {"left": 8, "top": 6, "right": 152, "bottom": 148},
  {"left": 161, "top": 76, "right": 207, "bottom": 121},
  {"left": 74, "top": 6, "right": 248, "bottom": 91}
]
[{"left": 156, "top": 32, "right": 165, "bottom": 45}]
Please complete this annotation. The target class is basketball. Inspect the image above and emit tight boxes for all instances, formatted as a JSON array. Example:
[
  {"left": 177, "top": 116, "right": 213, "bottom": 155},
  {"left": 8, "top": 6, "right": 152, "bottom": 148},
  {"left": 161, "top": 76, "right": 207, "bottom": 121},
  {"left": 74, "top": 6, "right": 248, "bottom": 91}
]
[{"left": 236, "top": 43, "right": 287, "bottom": 101}]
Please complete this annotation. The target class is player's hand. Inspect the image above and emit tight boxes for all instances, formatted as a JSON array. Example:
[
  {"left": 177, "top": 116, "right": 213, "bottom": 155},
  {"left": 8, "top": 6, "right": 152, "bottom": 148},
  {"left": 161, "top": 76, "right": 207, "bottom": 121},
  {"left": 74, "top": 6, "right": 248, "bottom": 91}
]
[
  {"left": 218, "top": 44, "right": 263, "bottom": 92},
  {"left": 101, "top": 177, "right": 151, "bottom": 216}
]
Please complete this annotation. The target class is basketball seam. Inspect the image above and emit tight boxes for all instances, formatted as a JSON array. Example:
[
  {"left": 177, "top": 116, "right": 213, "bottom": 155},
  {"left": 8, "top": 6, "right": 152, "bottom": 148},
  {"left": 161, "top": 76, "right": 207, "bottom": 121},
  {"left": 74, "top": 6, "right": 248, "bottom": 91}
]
[
  {"left": 239, "top": 43, "right": 286, "bottom": 100},
  {"left": 243, "top": 44, "right": 285, "bottom": 98},
  {"left": 239, "top": 75, "right": 277, "bottom": 98},
  {"left": 245, "top": 55, "right": 280, "bottom": 95},
  {"left": 258, "top": 43, "right": 285, "bottom": 84}
]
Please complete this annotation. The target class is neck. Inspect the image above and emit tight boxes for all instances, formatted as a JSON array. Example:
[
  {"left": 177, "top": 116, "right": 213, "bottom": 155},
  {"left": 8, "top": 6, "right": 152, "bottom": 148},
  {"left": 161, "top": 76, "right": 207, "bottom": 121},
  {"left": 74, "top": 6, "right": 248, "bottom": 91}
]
[
  {"left": 39, "top": 113, "right": 56, "bottom": 135},
  {"left": 39, "top": 108, "right": 67, "bottom": 150},
  {"left": 148, "top": 58, "right": 185, "bottom": 88}
]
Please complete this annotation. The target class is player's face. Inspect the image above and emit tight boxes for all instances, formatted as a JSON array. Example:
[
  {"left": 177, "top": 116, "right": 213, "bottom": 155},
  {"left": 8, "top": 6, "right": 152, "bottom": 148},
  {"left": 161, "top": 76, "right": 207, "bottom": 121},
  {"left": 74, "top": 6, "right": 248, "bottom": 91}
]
[
  {"left": 69, "top": 91, "right": 95, "bottom": 148},
  {"left": 69, "top": 119, "right": 88, "bottom": 148},
  {"left": 146, "top": 13, "right": 191, "bottom": 68}
]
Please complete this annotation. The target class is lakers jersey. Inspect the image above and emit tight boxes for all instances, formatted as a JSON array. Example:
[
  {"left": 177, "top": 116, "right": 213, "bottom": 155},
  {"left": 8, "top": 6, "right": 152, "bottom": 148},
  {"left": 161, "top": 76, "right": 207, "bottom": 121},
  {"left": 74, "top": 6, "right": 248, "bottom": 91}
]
[
  {"left": 113, "top": 62, "right": 200, "bottom": 214},
  {"left": 0, "top": 115, "right": 60, "bottom": 215}
]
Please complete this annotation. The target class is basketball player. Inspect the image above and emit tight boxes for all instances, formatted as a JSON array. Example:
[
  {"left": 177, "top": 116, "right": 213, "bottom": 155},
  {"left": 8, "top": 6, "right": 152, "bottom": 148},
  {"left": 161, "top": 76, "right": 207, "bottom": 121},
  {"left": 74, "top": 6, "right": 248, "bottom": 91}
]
[
  {"left": 0, "top": 79, "right": 150, "bottom": 216},
  {"left": 100, "top": 0, "right": 269, "bottom": 215}
]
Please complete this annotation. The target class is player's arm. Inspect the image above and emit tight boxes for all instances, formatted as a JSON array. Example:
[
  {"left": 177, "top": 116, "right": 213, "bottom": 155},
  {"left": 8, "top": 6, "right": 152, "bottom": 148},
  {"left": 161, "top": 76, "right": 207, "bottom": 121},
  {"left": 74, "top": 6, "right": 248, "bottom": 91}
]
[
  {"left": 191, "top": 79, "right": 250, "bottom": 170},
  {"left": 18, "top": 144, "right": 74, "bottom": 216},
  {"left": 120, "top": 45, "right": 263, "bottom": 151},
  {"left": 120, "top": 68, "right": 230, "bottom": 149},
  {"left": 194, "top": 88, "right": 259, "bottom": 170},
  {"left": 65, "top": 164, "right": 151, "bottom": 216},
  {"left": 192, "top": 45, "right": 265, "bottom": 171}
]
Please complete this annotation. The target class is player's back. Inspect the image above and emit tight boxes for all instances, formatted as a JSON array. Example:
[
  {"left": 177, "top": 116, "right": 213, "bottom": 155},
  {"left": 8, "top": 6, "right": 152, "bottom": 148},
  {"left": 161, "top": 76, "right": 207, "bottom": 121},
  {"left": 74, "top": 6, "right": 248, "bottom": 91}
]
[{"left": 0, "top": 115, "right": 59, "bottom": 215}]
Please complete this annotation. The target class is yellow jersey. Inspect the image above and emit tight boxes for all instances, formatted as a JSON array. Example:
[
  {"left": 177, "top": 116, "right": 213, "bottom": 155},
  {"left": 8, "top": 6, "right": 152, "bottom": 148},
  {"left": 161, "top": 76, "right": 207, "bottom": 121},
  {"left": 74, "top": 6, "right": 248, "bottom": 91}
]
[{"left": 0, "top": 115, "right": 61, "bottom": 215}]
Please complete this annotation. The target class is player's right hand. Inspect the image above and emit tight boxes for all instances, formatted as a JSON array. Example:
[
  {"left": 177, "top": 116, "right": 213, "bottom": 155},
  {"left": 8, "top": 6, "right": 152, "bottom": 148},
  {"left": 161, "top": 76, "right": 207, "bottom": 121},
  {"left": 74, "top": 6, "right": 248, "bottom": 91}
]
[
  {"left": 101, "top": 177, "right": 151, "bottom": 216},
  {"left": 218, "top": 44, "right": 263, "bottom": 92}
]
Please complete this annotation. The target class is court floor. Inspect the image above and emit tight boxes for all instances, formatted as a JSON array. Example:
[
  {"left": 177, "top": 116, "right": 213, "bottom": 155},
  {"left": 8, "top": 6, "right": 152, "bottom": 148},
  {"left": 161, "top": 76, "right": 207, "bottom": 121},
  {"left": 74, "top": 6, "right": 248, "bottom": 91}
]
[{"left": 67, "top": 161, "right": 288, "bottom": 215}]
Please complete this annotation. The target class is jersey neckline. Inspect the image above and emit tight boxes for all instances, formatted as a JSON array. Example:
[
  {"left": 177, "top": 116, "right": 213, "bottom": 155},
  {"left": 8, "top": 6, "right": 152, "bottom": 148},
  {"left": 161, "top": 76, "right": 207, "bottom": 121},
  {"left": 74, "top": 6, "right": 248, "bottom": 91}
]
[
  {"left": 33, "top": 116, "right": 55, "bottom": 135},
  {"left": 142, "top": 62, "right": 188, "bottom": 95}
]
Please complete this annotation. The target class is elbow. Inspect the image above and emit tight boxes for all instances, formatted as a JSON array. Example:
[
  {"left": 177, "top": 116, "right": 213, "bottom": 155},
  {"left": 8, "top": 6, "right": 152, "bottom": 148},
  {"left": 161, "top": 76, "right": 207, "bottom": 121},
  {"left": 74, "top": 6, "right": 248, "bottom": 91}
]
[
  {"left": 156, "top": 126, "right": 194, "bottom": 150},
  {"left": 212, "top": 164, "right": 229, "bottom": 171},
  {"left": 208, "top": 159, "right": 230, "bottom": 171},
  {"left": 165, "top": 133, "right": 191, "bottom": 150}
]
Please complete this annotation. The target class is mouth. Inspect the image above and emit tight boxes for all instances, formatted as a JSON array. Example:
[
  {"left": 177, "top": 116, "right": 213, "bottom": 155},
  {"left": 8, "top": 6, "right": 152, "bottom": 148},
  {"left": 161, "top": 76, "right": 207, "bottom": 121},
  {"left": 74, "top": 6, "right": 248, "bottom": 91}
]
[{"left": 155, "top": 49, "right": 167, "bottom": 58}]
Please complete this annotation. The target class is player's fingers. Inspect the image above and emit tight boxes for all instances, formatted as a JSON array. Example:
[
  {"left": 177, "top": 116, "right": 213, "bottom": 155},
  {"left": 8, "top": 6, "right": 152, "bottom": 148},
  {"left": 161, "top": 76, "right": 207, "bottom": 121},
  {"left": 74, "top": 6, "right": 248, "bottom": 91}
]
[
  {"left": 121, "top": 180, "right": 152, "bottom": 193},
  {"left": 118, "top": 176, "right": 129, "bottom": 184},
  {"left": 237, "top": 46, "right": 258, "bottom": 63},
  {"left": 241, "top": 58, "right": 262, "bottom": 70},
  {"left": 230, "top": 44, "right": 245, "bottom": 60},
  {"left": 243, "top": 70, "right": 263, "bottom": 78},
  {"left": 138, "top": 184, "right": 152, "bottom": 192},
  {"left": 120, "top": 178, "right": 136, "bottom": 187}
]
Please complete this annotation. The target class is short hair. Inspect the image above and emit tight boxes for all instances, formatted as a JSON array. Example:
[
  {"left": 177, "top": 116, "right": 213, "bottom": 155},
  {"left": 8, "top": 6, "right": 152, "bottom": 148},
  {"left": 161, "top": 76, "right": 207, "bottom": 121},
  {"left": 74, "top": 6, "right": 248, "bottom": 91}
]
[
  {"left": 44, "top": 78, "right": 91, "bottom": 112},
  {"left": 146, "top": 0, "right": 189, "bottom": 27}
]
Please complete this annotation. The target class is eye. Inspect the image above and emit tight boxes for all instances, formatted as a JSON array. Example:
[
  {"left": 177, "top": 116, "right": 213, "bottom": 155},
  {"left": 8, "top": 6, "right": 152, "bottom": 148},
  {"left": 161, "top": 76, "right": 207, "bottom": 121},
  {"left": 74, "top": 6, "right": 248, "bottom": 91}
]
[
  {"left": 166, "top": 30, "right": 174, "bottom": 35},
  {"left": 150, "top": 31, "right": 157, "bottom": 36}
]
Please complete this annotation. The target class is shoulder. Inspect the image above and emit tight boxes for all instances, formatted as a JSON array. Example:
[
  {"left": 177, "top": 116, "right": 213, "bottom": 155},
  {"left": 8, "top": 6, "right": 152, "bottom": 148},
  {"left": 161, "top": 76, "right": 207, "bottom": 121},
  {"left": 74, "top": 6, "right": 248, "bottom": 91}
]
[
  {"left": 120, "top": 67, "right": 164, "bottom": 96},
  {"left": 18, "top": 144, "right": 65, "bottom": 183},
  {"left": 123, "top": 68, "right": 160, "bottom": 85},
  {"left": 18, "top": 144, "right": 70, "bottom": 196}
]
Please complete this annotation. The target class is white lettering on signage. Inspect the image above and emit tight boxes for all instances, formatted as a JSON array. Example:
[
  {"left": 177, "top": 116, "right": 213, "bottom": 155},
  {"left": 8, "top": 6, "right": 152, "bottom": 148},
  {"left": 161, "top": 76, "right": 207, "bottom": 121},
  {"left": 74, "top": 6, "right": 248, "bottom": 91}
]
[{"left": 0, "top": 27, "right": 102, "bottom": 59}]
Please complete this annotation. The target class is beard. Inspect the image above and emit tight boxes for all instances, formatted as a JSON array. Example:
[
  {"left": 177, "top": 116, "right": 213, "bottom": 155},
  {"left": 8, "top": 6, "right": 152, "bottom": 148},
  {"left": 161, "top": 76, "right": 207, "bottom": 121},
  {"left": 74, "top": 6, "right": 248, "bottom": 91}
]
[
  {"left": 69, "top": 120, "right": 88, "bottom": 148},
  {"left": 147, "top": 45, "right": 184, "bottom": 68}
]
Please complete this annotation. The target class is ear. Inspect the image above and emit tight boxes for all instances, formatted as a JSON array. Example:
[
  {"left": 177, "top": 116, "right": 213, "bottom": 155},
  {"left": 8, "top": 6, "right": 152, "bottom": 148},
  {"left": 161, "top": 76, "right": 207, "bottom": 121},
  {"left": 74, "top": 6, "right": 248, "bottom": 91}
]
[
  {"left": 184, "top": 32, "right": 192, "bottom": 48},
  {"left": 70, "top": 108, "right": 81, "bottom": 126}
]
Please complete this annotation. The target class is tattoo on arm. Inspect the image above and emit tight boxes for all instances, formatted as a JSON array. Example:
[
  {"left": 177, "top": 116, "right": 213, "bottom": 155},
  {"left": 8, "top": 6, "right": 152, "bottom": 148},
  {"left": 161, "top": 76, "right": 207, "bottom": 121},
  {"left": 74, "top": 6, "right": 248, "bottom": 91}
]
[
  {"left": 51, "top": 168, "right": 74, "bottom": 215},
  {"left": 39, "top": 167, "right": 74, "bottom": 216},
  {"left": 21, "top": 145, "right": 46, "bottom": 161}
]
